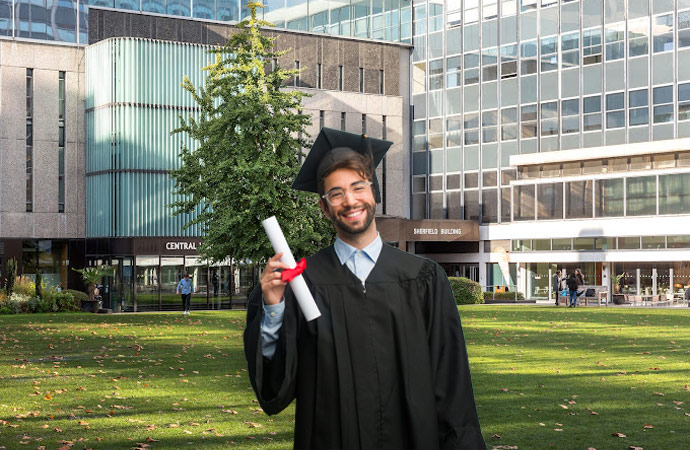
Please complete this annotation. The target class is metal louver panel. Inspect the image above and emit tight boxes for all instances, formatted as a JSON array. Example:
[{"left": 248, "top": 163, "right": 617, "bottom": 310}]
[{"left": 86, "top": 38, "right": 215, "bottom": 238}]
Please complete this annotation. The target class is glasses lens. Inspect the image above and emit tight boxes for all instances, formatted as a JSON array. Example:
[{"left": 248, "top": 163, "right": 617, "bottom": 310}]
[{"left": 327, "top": 190, "right": 345, "bottom": 205}]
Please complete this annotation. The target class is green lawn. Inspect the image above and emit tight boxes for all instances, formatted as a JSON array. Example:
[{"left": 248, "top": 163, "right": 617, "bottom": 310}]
[{"left": 1, "top": 307, "right": 689, "bottom": 449}]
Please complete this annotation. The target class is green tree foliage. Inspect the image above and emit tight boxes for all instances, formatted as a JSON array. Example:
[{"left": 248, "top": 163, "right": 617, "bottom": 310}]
[
  {"left": 172, "top": 2, "right": 333, "bottom": 263},
  {"left": 72, "top": 266, "right": 115, "bottom": 301}
]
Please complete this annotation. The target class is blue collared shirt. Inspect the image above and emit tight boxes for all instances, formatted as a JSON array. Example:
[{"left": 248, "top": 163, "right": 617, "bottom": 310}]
[
  {"left": 261, "top": 235, "right": 383, "bottom": 358},
  {"left": 176, "top": 277, "right": 194, "bottom": 295}
]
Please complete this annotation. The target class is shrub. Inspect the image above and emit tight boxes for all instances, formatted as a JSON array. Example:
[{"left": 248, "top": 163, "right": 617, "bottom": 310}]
[
  {"left": 64, "top": 289, "right": 89, "bottom": 303},
  {"left": 448, "top": 277, "right": 484, "bottom": 305},
  {"left": 13, "top": 276, "right": 36, "bottom": 297},
  {"left": 45, "top": 290, "right": 79, "bottom": 312},
  {"left": 483, "top": 291, "right": 526, "bottom": 301}
]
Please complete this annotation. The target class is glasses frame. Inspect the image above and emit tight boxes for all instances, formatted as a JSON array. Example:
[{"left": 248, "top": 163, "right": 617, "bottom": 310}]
[{"left": 321, "top": 180, "right": 373, "bottom": 206}]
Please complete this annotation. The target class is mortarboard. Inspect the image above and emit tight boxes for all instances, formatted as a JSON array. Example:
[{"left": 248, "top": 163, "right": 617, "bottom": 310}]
[{"left": 292, "top": 127, "right": 393, "bottom": 203}]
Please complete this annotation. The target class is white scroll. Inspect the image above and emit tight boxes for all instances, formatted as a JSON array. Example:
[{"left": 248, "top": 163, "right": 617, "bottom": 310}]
[{"left": 261, "top": 216, "right": 321, "bottom": 321}]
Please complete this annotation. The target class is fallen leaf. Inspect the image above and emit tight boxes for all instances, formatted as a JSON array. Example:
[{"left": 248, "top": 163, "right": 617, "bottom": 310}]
[{"left": 612, "top": 432, "right": 627, "bottom": 438}]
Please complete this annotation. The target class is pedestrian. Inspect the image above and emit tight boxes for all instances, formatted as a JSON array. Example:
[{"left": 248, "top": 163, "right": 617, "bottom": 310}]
[
  {"left": 176, "top": 273, "right": 194, "bottom": 315},
  {"left": 553, "top": 269, "right": 562, "bottom": 305},
  {"left": 567, "top": 270, "right": 584, "bottom": 307},
  {"left": 685, "top": 284, "right": 690, "bottom": 307},
  {"left": 212, "top": 272, "right": 219, "bottom": 297},
  {"left": 244, "top": 128, "right": 485, "bottom": 449}
]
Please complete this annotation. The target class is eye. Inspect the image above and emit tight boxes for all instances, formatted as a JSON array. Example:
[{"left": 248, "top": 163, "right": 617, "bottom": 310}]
[{"left": 329, "top": 190, "right": 345, "bottom": 201}]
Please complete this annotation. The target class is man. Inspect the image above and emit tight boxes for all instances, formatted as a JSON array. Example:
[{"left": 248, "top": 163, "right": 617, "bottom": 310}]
[
  {"left": 553, "top": 269, "right": 562, "bottom": 305},
  {"left": 176, "top": 273, "right": 194, "bottom": 315},
  {"left": 244, "top": 128, "right": 485, "bottom": 449}
]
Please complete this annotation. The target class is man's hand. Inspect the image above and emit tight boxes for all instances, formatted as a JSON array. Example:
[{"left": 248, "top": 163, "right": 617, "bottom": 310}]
[{"left": 261, "top": 252, "right": 291, "bottom": 305}]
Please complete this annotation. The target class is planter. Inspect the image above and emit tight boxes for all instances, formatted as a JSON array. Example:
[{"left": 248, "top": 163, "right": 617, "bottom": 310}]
[
  {"left": 612, "top": 294, "right": 626, "bottom": 305},
  {"left": 81, "top": 299, "right": 102, "bottom": 313}
]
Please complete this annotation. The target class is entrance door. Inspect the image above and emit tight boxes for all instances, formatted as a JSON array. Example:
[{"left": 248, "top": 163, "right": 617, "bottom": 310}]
[{"left": 110, "top": 258, "right": 134, "bottom": 312}]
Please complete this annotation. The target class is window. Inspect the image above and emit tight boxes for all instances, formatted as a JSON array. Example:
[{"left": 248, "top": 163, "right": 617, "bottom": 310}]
[
  {"left": 361, "top": 114, "right": 366, "bottom": 134},
  {"left": 629, "top": 17, "right": 649, "bottom": 57},
  {"left": 359, "top": 67, "right": 364, "bottom": 92},
  {"left": 521, "top": 104, "right": 537, "bottom": 138},
  {"left": 606, "top": 92, "right": 625, "bottom": 129},
  {"left": 382, "top": 115, "right": 387, "bottom": 213},
  {"left": 605, "top": 23, "right": 625, "bottom": 60},
  {"left": 482, "top": 48, "right": 498, "bottom": 82},
  {"left": 483, "top": 0, "right": 498, "bottom": 20},
  {"left": 58, "top": 71, "right": 65, "bottom": 213},
  {"left": 537, "top": 182, "right": 563, "bottom": 219},
  {"left": 500, "top": 44, "right": 518, "bottom": 79},
  {"left": 583, "top": 95, "right": 602, "bottom": 131},
  {"left": 540, "top": 36, "right": 558, "bottom": 72},
  {"left": 26, "top": 68, "right": 33, "bottom": 213},
  {"left": 653, "top": 85, "right": 673, "bottom": 123},
  {"left": 482, "top": 110, "right": 498, "bottom": 143},
  {"left": 338, "top": 65, "right": 343, "bottom": 91},
  {"left": 464, "top": 53, "right": 480, "bottom": 84},
  {"left": 659, "top": 173, "right": 690, "bottom": 215},
  {"left": 582, "top": 28, "right": 602, "bottom": 64},
  {"left": 565, "top": 180, "right": 593, "bottom": 218},
  {"left": 340, "top": 112, "right": 346, "bottom": 131},
  {"left": 540, "top": 101, "right": 558, "bottom": 136},
  {"left": 561, "top": 32, "right": 579, "bottom": 69},
  {"left": 679, "top": 10, "right": 690, "bottom": 48},
  {"left": 629, "top": 89, "right": 649, "bottom": 126},
  {"left": 317, "top": 63, "right": 322, "bottom": 89},
  {"left": 679, "top": 83, "right": 690, "bottom": 121},
  {"left": 446, "top": 56, "right": 461, "bottom": 88},
  {"left": 464, "top": 113, "right": 479, "bottom": 145},
  {"left": 514, "top": 185, "right": 536, "bottom": 221},
  {"left": 561, "top": 98, "right": 579, "bottom": 134},
  {"left": 596, "top": 178, "right": 624, "bottom": 217},
  {"left": 520, "top": 40, "right": 538, "bottom": 75},
  {"left": 379, "top": 69, "right": 384, "bottom": 94},
  {"left": 627, "top": 176, "right": 657, "bottom": 216},
  {"left": 319, "top": 110, "right": 325, "bottom": 129},
  {"left": 653, "top": 13, "right": 674, "bottom": 53},
  {"left": 429, "top": 59, "right": 444, "bottom": 90},
  {"left": 501, "top": 107, "right": 518, "bottom": 140}
]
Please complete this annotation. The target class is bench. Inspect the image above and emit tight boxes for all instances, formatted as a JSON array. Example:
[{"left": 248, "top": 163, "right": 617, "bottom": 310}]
[{"left": 580, "top": 286, "right": 608, "bottom": 306}]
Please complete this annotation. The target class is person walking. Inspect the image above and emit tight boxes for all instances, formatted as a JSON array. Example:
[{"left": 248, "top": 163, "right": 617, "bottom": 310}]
[
  {"left": 553, "top": 269, "right": 562, "bottom": 305},
  {"left": 567, "top": 270, "right": 584, "bottom": 307},
  {"left": 212, "top": 272, "right": 219, "bottom": 297},
  {"left": 176, "top": 273, "right": 194, "bottom": 315}
]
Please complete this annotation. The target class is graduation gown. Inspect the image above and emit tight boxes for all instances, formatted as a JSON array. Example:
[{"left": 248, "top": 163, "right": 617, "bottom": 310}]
[{"left": 244, "top": 243, "right": 486, "bottom": 449}]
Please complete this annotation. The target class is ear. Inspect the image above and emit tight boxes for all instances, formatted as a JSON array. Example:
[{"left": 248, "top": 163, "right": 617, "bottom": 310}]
[{"left": 319, "top": 198, "right": 331, "bottom": 217}]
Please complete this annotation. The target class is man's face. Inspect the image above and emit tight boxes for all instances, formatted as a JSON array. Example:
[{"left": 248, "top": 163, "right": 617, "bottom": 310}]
[{"left": 320, "top": 168, "right": 376, "bottom": 238}]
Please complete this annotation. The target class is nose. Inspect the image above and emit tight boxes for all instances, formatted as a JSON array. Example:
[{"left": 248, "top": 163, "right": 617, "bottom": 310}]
[{"left": 341, "top": 188, "right": 358, "bottom": 205}]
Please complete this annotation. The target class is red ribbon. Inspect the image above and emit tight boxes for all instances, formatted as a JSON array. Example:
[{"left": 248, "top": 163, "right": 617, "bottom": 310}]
[{"left": 281, "top": 258, "right": 306, "bottom": 283}]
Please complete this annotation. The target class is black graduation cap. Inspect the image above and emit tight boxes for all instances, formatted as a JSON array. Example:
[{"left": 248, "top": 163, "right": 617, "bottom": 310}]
[{"left": 292, "top": 127, "right": 393, "bottom": 203}]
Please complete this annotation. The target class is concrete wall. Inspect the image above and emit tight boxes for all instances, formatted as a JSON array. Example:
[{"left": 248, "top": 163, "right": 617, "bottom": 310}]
[{"left": 0, "top": 41, "right": 85, "bottom": 238}]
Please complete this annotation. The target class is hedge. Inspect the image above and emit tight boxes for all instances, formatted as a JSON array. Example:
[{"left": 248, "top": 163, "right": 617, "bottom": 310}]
[
  {"left": 448, "top": 277, "right": 484, "bottom": 305},
  {"left": 483, "top": 291, "right": 526, "bottom": 301}
]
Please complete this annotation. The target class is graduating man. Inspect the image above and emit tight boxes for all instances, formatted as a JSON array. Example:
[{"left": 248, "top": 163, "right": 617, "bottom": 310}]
[{"left": 244, "top": 128, "right": 485, "bottom": 449}]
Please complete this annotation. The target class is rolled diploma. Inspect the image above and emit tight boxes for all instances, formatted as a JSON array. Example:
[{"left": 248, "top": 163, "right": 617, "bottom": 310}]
[{"left": 262, "top": 216, "right": 321, "bottom": 321}]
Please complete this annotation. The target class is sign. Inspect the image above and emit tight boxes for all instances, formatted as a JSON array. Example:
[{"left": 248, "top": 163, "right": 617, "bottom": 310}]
[
  {"left": 404, "top": 220, "right": 477, "bottom": 241},
  {"left": 165, "top": 241, "right": 198, "bottom": 251},
  {"left": 377, "top": 218, "right": 479, "bottom": 243}
]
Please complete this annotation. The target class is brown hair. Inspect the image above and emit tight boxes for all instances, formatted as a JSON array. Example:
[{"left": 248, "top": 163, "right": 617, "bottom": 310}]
[{"left": 317, "top": 151, "right": 374, "bottom": 196}]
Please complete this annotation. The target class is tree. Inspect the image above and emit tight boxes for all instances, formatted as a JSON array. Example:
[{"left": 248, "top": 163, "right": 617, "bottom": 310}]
[
  {"left": 172, "top": 2, "right": 333, "bottom": 264},
  {"left": 4, "top": 258, "right": 17, "bottom": 297},
  {"left": 72, "top": 266, "right": 115, "bottom": 301}
]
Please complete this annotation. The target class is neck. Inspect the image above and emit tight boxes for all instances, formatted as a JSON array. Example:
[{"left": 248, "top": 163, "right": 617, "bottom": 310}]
[{"left": 337, "top": 221, "right": 378, "bottom": 250}]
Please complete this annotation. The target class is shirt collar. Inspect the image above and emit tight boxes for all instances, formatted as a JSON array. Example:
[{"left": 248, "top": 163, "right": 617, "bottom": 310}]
[{"left": 334, "top": 234, "right": 383, "bottom": 265}]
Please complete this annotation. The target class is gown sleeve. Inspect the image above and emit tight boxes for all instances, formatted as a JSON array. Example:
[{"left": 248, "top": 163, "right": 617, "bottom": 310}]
[
  {"left": 244, "top": 285, "right": 300, "bottom": 415},
  {"left": 422, "top": 262, "right": 487, "bottom": 450}
]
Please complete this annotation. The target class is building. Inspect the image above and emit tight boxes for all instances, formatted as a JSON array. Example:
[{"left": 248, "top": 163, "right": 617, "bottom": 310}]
[
  {"left": 0, "top": 1, "right": 412, "bottom": 310},
  {"left": 409, "top": 0, "right": 690, "bottom": 300}
]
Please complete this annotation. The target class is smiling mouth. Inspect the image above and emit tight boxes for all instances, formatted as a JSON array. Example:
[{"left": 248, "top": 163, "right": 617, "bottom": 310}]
[{"left": 342, "top": 209, "right": 364, "bottom": 220}]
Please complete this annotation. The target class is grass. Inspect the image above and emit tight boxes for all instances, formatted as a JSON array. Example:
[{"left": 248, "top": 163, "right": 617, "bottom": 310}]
[{"left": 0, "top": 306, "right": 689, "bottom": 449}]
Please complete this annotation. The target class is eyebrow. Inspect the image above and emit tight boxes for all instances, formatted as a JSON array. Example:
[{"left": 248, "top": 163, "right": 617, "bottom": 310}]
[{"left": 326, "top": 180, "right": 367, "bottom": 193}]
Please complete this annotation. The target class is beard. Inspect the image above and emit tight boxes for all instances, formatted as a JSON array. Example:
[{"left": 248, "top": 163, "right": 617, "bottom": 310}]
[{"left": 326, "top": 200, "right": 376, "bottom": 237}]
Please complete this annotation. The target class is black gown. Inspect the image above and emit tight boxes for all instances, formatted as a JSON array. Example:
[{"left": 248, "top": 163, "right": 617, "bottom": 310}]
[{"left": 244, "top": 243, "right": 486, "bottom": 449}]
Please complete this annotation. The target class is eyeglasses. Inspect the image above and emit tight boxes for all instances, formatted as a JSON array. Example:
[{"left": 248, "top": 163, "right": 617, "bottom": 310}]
[{"left": 321, "top": 181, "right": 373, "bottom": 206}]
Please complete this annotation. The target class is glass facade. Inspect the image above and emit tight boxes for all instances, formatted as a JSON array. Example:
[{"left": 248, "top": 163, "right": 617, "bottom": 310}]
[
  {"left": 0, "top": 0, "right": 87, "bottom": 43},
  {"left": 412, "top": 0, "right": 690, "bottom": 222}
]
